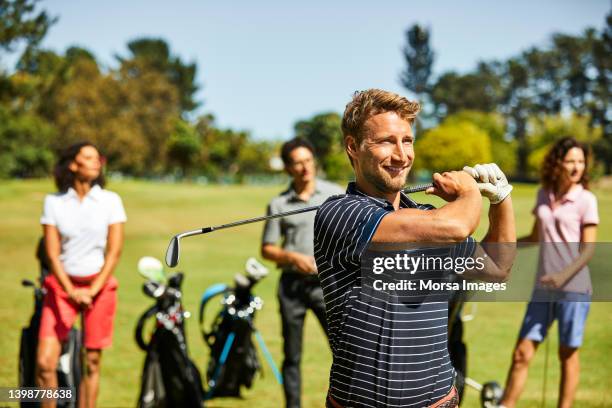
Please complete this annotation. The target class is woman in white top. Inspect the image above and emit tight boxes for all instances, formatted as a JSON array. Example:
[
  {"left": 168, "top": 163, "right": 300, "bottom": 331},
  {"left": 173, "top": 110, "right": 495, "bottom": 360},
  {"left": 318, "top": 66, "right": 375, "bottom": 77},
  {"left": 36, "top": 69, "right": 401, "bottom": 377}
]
[{"left": 37, "top": 142, "right": 126, "bottom": 408}]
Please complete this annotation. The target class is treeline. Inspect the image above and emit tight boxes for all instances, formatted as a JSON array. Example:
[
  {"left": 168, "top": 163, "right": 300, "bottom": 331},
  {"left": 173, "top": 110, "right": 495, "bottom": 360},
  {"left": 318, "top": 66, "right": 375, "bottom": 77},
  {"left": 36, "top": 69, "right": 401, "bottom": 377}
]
[
  {"left": 400, "top": 15, "right": 611, "bottom": 179},
  {"left": 259, "top": 14, "right": 612, "bottom": 183},
  {"left": 0, "top": 0, "right": 276, "bottom": 180},
  {"left": 1, "top": 1, "right": 610, "bottom": 182}
]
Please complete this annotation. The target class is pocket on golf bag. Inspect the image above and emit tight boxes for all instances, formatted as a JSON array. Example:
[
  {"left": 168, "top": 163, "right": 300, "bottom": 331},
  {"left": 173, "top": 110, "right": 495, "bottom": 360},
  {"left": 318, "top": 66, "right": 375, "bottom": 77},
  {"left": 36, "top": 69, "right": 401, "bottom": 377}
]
[
  {"left": 206, "top": 320, "right": 260, "bottom": 397},
  {"left": 137, "top": 348, "right": 166, "bottom": 408},
  {"left": 138, "top": 328, "right": 203, "bottom": 408}
]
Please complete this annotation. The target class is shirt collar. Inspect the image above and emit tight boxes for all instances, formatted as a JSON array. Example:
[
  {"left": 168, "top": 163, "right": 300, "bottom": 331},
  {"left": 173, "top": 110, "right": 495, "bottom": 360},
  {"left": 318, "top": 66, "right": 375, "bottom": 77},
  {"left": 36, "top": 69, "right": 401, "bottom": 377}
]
[
  {"left": 286, "top": 179, "right": 323, "bottom": 202},
  {"left": 346, "top": 182, "right": 419, "bottom": 210},
  {"left": 564, "top": 184, "right": 584, "bottom": 202},
  {"left": 548, "top": 184, "right": 583, "bottom": 203},
  {"left": 63, "top": 184, "right": 102, "bottom": 202}
]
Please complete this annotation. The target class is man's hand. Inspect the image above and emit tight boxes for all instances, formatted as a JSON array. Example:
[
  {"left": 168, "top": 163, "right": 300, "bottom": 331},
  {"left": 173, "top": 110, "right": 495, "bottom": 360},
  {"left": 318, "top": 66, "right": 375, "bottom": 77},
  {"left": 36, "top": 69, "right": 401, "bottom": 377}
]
[
  {"left": 426, "top": 171, "right": 479, "bottom": 202},
  {"left": 288, "top": 252, "right": 318, "bottom": 275},
  {"left": 463, "top": 163, "right": 513, "bottom": 204}
]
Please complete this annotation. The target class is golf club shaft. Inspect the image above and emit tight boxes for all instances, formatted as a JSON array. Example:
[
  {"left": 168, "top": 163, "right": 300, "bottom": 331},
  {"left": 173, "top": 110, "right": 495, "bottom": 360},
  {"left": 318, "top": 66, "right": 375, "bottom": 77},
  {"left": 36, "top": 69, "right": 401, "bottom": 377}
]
[
  {"left": 206, "top": 205, "right": 321, "bottom": 233},
  {"left": 202, "top": 183, "right": 434, "bottom": 233},
  {"left": 166, "top": 182, "right": 434, "bottom": 267}
]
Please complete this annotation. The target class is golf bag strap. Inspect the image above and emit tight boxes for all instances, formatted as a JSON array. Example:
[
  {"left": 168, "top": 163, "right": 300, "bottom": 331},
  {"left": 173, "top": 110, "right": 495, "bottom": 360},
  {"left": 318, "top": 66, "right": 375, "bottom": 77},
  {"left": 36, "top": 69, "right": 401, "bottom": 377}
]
[
  {"left": 135, "top": 305, "right": 158, "bottom": 351},
  {"left": 198, "top": 283, "right": 228, "bottom": 339}
]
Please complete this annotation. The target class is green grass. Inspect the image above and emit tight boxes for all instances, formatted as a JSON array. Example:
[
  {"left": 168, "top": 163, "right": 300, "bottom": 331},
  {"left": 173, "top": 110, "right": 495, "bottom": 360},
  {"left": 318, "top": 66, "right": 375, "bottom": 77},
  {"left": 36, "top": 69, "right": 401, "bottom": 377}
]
[{"left": 0, "top": 179, "right": 610, "bottom": 407}]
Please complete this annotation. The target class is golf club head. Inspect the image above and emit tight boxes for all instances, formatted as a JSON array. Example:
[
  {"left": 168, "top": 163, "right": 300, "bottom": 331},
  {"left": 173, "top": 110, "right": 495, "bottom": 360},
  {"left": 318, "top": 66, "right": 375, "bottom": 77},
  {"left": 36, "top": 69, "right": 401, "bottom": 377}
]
[
  {"left": 245, "top": 257, "right": 269, "bottom": 281},
  {"left": 481, "top": 381, "right": 503, "bottom": 407},
  {"left": 143, "top": 281, "right": 165, "bottom": 299},
  {"left": 137, "top": 256, "right": 166, "bottom": 283},
  {"left": 165, "top": 236, "right": 180, "bottom": 268},
  {"left": 21, "top": 279, "right": 35, "bottom": 287}
]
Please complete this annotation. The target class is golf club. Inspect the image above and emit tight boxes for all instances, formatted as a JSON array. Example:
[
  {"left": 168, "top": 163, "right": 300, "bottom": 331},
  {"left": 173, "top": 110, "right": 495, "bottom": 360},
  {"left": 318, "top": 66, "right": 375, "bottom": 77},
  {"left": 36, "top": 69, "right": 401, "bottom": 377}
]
[{"left": 165, "top": 183, "right": 434, "bottom": 267}]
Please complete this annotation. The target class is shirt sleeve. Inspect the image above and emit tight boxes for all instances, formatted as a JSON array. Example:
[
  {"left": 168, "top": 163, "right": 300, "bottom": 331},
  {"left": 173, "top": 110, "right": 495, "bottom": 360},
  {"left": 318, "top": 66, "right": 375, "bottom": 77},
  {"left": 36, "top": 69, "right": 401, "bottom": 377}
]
[
  {"left": 531, "top": 188, "right": 545, "bottom": 216},
  {"left": 314, "top": 197, "right": 389, "bottom": 267},
  {"left": 109, "top": 193, "right": 127, "bottom": 224},
  {"left": 581, "top": 192, "right": 599, "bottom": 226},
  {"left": 450, "top": 236, "right": 477, "bottom": 259},
  {"left": 40, "top": 195, "right": 56, "bottom": 226},
  {"left": 262, "top": 202, "right": 281, "bottom": 245}
]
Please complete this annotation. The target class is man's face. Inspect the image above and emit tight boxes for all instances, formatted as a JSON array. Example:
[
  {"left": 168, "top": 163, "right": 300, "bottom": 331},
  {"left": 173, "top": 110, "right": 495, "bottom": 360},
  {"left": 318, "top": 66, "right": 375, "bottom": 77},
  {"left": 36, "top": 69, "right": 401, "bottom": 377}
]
[
  {"left": 286, "top": 146, "right": 316, "bottom": 183},
  {"left": 349, "top": 111, "right": 414, "bottom": 194}
]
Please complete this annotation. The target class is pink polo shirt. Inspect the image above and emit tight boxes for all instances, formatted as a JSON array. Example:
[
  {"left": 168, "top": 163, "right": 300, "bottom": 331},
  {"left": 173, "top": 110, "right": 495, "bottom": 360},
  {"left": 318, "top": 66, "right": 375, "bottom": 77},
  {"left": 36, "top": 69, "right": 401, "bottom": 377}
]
[{"left": 533, "top": 184, "right": 599, "bottom": 294}]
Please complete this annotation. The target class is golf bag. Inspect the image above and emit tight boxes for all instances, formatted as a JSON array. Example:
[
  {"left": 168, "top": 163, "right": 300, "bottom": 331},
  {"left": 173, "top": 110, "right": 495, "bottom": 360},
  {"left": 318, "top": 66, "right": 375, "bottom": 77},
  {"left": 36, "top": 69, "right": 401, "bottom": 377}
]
[
  {"left": 18, "top": 238, "right": 81, "bottom": 408},
  {"left": 448, "top": 286, "right": 503, "bottom": 408},
  {"left": 200, "top": 258, "right": 281, "bottom": 399},
  {"left": 135, "top": 271, "right": 204, "bottom": 408},
  {"left": 448, "top": 295, "right": 468, "bottom": 402}
]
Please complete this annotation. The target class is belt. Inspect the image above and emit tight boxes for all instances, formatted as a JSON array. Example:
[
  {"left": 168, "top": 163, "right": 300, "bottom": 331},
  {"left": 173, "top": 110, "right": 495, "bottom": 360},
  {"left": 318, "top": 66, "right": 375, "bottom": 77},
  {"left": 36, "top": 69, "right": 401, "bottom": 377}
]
[{"left": 327, "top": 386, "right": 459, "bottom": 408}]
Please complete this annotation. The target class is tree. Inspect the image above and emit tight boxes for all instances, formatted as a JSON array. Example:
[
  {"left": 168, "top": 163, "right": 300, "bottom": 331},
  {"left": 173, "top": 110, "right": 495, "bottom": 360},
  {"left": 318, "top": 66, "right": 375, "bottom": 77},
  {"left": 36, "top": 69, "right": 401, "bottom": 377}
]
[
  {"left": 443, "top": 110, "right": 516, "bottom": 176},
  {"left": 400, "top": 24, "right": 434, "bottom": 97},
  {"left": 115, "top": 58, "right": 180, "bottom": 174},
  {"left": 167, "top": 120, "right": 201, "bottom": 176},
  {"left": 0, "top": 0, "right": 56, "bottom": 63},
  {"left": 294, "top": 112, "right": 352, "bottom": 181},
  {"left": 119, "top": 38, "right": 199, "bottom": 115},
  {"left": 237, "top": 140, "right": 275, "bottom": 176},
  {"left": 0, "top": 104, "right": 55, "bottom": 177},
  {"left": 430, "top": 61, "right": 504, "bottom": 119},
  {"left": 415, "top": 121, "right": 492, "bottom": 173},
  {"left": 592, "top": 12, "right": 612, "bottom": 172},
  {"left": 403, "top": 17, "right": 612, "bottom": 176}
]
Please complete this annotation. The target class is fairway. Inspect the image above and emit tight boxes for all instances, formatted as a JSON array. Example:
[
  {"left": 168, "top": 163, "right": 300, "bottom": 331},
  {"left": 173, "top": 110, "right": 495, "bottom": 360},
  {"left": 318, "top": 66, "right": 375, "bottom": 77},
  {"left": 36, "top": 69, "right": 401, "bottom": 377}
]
[{"left": 1, "top": 179, "right": 611, "bottom": 407}]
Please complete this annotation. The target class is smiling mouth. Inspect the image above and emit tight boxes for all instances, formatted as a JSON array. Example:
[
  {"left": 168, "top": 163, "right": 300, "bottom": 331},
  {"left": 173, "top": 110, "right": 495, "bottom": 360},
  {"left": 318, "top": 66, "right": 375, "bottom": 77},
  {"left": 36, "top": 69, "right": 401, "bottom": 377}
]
[{"left": 383, "top": 166, "right": 408, "bottom": 176}]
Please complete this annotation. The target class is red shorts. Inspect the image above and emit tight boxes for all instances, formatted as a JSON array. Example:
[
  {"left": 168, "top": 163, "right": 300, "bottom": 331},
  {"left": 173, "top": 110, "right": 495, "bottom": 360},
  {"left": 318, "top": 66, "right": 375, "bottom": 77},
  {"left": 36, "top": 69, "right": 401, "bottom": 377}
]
[{"left": 39, "top": 274, "right": 118, "bottom": 349}]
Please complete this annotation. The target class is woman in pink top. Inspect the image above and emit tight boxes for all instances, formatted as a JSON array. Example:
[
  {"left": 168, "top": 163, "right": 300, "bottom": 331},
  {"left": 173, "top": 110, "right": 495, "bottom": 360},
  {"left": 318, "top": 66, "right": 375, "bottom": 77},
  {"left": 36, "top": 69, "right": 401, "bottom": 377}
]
[{"left": 501, "top": 137, "right": 599, "bottom": 408}]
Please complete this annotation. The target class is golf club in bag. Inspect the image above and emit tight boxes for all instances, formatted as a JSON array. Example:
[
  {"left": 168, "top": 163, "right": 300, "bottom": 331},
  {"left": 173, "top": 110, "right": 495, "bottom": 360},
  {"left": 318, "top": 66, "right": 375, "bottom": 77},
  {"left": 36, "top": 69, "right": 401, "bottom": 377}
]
[
  {"left": 135, "top": 257, "right": 204, "bottom": 408},
  {"left": 199, "top": 258, "right": 282, "bottom": 399},
  {"left": 18, "top": 238, "right": 81, "bottom": 408}
]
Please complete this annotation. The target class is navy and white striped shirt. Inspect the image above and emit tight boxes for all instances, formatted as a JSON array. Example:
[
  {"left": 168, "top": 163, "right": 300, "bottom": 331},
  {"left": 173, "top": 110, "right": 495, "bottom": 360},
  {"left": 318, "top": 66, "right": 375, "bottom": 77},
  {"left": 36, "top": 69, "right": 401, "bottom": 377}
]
[{"left": 314, "top": 182, "right": 474, "bottom": 407}]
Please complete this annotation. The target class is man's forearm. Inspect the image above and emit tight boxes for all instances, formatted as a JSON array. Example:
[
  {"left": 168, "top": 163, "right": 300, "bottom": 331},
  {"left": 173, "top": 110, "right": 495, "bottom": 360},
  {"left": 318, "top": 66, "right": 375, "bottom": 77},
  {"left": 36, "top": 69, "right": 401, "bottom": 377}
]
[
  {"left": 261, "top": 244, "right": 294, "bottom": 265},
  {"left": 484, "top": 196, "right": 516, "bottom": 243},
  {"left": 475, "top": 196, "right": 516, "bottom": 281}
]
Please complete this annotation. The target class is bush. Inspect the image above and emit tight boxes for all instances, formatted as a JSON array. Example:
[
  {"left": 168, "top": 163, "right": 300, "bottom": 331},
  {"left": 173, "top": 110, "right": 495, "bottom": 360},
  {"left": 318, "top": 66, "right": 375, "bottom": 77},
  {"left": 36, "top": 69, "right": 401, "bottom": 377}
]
[
  {"left": 0, "top": 107, "right": 55, "bottom": 178},
  {"left": 415, "top": 121, "right": 492, "bottom": 172}
]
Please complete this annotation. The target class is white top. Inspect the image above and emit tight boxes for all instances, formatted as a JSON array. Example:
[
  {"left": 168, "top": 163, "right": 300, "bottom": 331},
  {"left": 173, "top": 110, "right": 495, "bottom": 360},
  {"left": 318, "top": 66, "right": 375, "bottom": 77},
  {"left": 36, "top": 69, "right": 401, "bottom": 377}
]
[{"left": 40, "top": 185, "right": 127, "bottom": 277}]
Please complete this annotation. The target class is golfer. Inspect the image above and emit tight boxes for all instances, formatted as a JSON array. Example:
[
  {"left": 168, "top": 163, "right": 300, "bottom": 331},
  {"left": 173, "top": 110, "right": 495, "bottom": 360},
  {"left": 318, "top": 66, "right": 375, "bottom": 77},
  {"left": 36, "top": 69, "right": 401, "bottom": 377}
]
[
  {"left": 261, "top": 137, "right": 343, "bottom": 408},
  {"left": 501, "top": 137, "right": 598, "bottom": 408},
  {"left": 36, "top": 142, "right": 126, "bottom": 408},
  {"left": 314, "top": 89, "right": 516, "bottom": 407}
]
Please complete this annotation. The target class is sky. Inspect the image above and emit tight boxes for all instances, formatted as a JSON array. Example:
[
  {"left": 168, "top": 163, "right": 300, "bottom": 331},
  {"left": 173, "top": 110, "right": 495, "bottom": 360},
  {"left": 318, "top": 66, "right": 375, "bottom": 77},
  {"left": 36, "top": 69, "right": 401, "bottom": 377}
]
[{"left": 21, "top": 1, "right": 612, "bottom": 139}]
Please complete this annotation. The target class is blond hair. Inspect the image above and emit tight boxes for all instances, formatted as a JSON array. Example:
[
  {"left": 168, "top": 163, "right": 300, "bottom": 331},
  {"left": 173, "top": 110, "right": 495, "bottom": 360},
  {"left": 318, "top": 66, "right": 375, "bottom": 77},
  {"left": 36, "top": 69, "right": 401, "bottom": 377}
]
[{"left": 341, "top": 89, "right": 420, "bottom": 145}]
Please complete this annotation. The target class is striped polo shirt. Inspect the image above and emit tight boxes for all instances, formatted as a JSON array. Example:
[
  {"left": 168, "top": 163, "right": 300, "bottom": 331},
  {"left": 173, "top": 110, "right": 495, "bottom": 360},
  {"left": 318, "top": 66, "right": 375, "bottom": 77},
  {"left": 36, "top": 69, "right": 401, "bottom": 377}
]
[{"left": 314, "top": 182, "right": 474, "bottom": 407}]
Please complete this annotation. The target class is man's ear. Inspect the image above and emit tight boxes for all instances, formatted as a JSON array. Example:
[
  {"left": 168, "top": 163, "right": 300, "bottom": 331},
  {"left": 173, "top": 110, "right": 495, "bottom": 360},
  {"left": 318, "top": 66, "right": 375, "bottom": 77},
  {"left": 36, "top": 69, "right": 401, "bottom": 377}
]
[{"left": 345, "top": 136, "right": 359, "bottom": 161}]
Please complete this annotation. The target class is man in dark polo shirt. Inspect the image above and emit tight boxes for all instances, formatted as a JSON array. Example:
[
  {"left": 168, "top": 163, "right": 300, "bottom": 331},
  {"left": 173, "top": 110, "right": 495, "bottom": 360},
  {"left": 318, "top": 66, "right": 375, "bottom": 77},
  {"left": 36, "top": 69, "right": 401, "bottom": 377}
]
[
  {"left": 314, "top": 89, "right": 516, "bottom": 407},
  {"left": 261, "top": 137, "right": 344, "bottom": 408}
]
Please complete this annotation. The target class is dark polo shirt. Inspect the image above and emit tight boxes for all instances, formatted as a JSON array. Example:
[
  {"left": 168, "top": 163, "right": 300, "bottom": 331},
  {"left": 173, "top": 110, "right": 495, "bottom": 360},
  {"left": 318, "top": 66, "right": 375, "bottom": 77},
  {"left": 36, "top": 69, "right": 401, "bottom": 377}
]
[{"left": 314, "top": 182, "right": 475, "bottom": 407}]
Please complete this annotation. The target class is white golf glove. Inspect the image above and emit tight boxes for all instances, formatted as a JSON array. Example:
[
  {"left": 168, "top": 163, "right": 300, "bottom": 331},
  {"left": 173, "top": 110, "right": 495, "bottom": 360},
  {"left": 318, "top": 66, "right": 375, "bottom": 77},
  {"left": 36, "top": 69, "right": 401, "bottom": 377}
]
[{"left": 463, "top": 163, "right": 513, "bottom": 204}]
